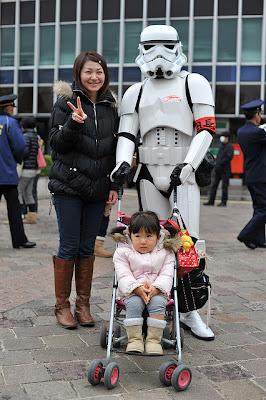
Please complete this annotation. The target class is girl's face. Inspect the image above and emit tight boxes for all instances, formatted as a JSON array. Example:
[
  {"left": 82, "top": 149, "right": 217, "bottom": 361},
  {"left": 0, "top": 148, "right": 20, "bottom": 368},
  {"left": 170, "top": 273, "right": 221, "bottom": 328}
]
[
  {"left": 80, "top": 60, "right": 105, "bottom": 99},
  {"left": 130, "top": 228, "right": 161, "bottom": 254}
]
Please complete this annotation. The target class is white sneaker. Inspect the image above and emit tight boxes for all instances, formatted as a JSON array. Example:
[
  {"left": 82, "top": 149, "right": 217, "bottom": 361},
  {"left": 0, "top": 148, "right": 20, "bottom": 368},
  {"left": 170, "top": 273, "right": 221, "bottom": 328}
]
[{"left": 180, "top": 310, "right": 214, "bottom": 341}]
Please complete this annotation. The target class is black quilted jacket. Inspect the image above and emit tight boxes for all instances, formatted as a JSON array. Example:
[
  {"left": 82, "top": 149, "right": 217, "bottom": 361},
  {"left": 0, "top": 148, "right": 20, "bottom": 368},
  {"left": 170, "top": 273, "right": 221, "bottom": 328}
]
[
  {"left": 48, "top": 81, "right": 119, "bottom": 202},
  {"left": 23, "top": 129, "right": 39, "bottom": 170}
]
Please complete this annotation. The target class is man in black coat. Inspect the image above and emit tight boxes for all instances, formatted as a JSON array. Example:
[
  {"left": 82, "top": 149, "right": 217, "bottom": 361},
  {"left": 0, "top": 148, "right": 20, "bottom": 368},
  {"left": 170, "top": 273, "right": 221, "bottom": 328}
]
[
  {"left": 237, "top": 99, "right": 266, "bottom": 250},
  {"left": 204, "top": 132, "right": 234, "bottom": 207}
]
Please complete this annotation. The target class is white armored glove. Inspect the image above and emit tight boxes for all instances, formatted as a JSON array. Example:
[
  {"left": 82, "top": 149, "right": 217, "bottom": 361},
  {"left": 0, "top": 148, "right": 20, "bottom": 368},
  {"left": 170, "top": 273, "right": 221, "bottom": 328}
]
[{"left": 170, "top": 163, "right": 193, "bottom": 186}]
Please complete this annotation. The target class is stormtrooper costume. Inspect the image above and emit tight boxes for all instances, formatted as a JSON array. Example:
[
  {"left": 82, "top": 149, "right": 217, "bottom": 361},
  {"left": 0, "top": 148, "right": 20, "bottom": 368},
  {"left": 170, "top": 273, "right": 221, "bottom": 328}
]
[{"left": 111, "top": 25, "right": 215, "bottom": 340}]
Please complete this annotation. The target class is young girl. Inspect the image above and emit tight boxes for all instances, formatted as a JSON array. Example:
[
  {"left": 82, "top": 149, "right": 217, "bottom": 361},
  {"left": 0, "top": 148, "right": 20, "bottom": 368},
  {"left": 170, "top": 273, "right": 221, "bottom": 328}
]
[{"left": 112, "top": 211, "right": 182, "bottom": 354}]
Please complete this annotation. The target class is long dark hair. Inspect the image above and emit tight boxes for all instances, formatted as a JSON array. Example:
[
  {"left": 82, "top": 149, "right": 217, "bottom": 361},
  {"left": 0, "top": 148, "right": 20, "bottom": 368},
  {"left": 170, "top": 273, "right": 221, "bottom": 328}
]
[
  {"left": 129, "top": 211, "right": 161, "bottom": 238},
  {"left": 72, "top": 51, "right": 110, "bottom": 100}
]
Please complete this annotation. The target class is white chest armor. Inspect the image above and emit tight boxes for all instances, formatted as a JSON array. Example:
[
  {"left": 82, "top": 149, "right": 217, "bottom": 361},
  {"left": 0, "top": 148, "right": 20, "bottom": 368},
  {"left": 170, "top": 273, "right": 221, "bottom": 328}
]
[{"left": 139, "top": 74, "right": 193, "bottom": 136}]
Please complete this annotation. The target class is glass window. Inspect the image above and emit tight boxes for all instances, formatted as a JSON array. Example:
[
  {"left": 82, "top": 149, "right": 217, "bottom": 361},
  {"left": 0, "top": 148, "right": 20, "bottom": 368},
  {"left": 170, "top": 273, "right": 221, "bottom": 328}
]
[
  {"left": 1, "top": 28, "right": 15, "bottom": 67},
  {"left": 218, "top": 0, "right": 238, "bottom": 15},
  {"left": 0, "top": 87, "right": 13, "bottom": 97},
  {"left": 215, "top": 85, "right": 235, "bottom": 114},
  {"left": 148, "top": 0, "right": 166, "bottom": 18},
  {"left": 243, "top": 0, "right": 263, "bottom": 15},
  {"left": 18, "top": 87, "right": 33, "bottom": 113},
  {"left": 217, "top": 19, "right": 237, "bottom": 62},
  {"left": 240, "top": 85, "right": 260, "bottom": 111},
  {"left": 171, "top": 1, "right": 189, "bottom": 17},
  {"left": 171, "top": 20, "right": 189, "bottom": 59},
  {"left": 192, "top": 66, "right": 212, "bottom": 81},
  {"left": 1, "top": 2, "right": 15, "bottom": 25},
  {"left": 38, "top": 87, "right": 53, "bottom": 113},
  {"left": 81, "top": 0, "right": 98, "bottom": 20},
  {"left": 240, "top": 66, "right": 261, "bottom": 82},
  {"left": 38, "top": 69, "right": 54, "bottom": 83},
  {"left": 40, "top": 0, "right": 55, "bottom": 23},
  {"left": 0, "top": 70, "right": 14, "bottom": 85},
  {"left": 242, "top": 19, "right": 262, "bottom": 62},
  {"left": 194, "top": 19, "right": 212, "bottom": 62},
  {"left": 81, "top": 23, "right": 97, "bottom": 52},
  {"left": 60, "top": 25, "right": 76, "bottom": 65},
  {"left": 60, "top": 0, "right": 76, "bottom": 22},
  {"left": 103, "top": 0, "right": 120, "bottom": 19},
  {"left": 20, "top": 27, "right": 35, "bottom": 66},
  {"left": 108, "top": 67, "right": 119, "bottom": 82},
  {"left": 20, "top": 1, "right": 35, "bottom": 24},
  {"left": 125, "top": 0, "right": 143, "bottom": 18},
  {"left": 124, "top": 22, "right": 142, "bottom": 63},
  {"left": 19, "top": 70, "right": 34, "bottom": 84},
  {"left": 103, "top": 22, "right": 120, "bottom": 63},
  {"left": 40, "top": 26, "right": 55, "bottom": 65},
  {"left": 59, "top": 68, "right": 73, "bottom": 81},
  {"left": 216, "top": 66, "right": 236, "bottom": 82},
  {"left": 194, "top": 0, "right": 213, "bottom": 16},
  {"left": 123, "top": 67, "right": 141, "bottom": 82}
]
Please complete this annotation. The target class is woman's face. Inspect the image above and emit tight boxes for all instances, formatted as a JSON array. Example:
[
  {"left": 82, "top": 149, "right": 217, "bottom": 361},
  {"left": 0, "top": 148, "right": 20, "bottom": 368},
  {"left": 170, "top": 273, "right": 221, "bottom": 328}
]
[{"left": 80, "top": 60, "right": 105, "bottom": 97}]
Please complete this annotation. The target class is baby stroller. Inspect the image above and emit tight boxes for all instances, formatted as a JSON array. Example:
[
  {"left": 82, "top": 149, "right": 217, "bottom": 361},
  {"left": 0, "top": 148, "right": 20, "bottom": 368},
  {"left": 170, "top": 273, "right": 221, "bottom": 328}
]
[{"left": 87, "top": 187, "right": 193, "bottom": 391}]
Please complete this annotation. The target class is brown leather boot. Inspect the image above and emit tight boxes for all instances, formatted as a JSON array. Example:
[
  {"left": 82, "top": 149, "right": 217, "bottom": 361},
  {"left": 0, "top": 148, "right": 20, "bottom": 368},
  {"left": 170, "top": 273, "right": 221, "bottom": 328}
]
[
  {"left": 53, "top": 255, "right": 78, "bottom": 329},
  {"left": 74, "top": 256, "right": 95, "bottom": 326}
]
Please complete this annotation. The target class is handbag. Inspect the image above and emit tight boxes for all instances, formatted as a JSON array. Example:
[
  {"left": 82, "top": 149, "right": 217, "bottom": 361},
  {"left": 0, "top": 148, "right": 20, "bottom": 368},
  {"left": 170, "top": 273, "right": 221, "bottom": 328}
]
[
  {"left": 37, "top": 146, "right": 46, "bottom": 169},
  {"left": 195, "top": 151, "right": 216, "bottom": 187},
  {"left": 167, "top": 217, "right": 199, "bottom": 278},
  {"left": 17, "top": 162, "right": 24, "bottom": 178},
  {"left": 177, "top": 258, "right": 211, "bottom": 313}
]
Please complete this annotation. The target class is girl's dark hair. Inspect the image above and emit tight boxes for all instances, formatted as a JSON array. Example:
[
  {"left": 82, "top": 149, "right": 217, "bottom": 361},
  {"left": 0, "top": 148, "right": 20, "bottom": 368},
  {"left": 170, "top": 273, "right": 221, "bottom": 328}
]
[
  {"left": 129, "top": 211, "right": 161, "bottom": 238},
  {"left": 73, "top": 51, "right": 110, "bottom": 100}
]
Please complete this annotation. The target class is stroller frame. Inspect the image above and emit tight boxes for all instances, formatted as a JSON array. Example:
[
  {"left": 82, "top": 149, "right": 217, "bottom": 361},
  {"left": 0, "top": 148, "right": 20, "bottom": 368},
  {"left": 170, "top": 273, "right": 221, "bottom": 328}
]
[{"left": 87, "top": 187, "right": 192, "bottom": 391}]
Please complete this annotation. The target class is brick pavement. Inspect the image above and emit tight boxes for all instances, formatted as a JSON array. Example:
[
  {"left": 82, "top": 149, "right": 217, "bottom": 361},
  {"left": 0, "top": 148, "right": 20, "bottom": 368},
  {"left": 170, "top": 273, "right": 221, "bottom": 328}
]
[{"left": 0, "top": 189, "right": 266, "bottom": 399}]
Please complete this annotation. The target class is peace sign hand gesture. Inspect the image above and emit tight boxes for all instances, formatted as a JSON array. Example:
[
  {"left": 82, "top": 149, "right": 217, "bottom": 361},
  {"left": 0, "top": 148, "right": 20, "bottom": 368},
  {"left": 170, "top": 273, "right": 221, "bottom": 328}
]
[{"left": 67, "top": 96, "right": 87, "bottom": 124}]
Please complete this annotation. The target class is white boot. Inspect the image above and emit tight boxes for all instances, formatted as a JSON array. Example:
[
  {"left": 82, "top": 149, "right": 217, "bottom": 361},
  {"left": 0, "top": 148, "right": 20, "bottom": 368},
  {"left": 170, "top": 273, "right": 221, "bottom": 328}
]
[{"left": 180, "top": 310, "right": 214, "bottom": 341}]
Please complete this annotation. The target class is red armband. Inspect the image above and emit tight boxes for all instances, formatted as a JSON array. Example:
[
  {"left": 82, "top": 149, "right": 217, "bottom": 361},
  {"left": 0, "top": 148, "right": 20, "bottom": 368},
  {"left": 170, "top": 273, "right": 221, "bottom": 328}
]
[{"left": 195, "top": 116, "right": 216, "bottom": 136}]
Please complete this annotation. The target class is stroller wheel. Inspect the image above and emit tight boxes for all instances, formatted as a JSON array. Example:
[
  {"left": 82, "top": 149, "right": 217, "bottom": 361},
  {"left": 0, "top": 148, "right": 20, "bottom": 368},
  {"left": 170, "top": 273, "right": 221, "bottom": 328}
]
[
  {"left": 104, "top": 362, "right": 119, "bottom": 389},
  {"left": 171, "top": 364, "right": 192, "bottom": 391},
  {"left": 113, "top": 325, "right": 121, "bottom": 348},
  {"left": 100, "top": 326, "right": 107, "bottom": 348},
  {"left": 162, "top": 326, "right": 171, "bottom": 349},
  {"left": 87, "top": 359, "right": 103, "bottom": 386},
  {"left": 159, "top": 360, "right": 178, "bottom": 386}
]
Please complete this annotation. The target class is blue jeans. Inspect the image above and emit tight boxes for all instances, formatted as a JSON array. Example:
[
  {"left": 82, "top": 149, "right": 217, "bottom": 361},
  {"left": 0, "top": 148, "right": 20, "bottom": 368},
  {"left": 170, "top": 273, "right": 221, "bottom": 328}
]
[{"left": 53, "top": 194, "right": 105, "bottom": 260}]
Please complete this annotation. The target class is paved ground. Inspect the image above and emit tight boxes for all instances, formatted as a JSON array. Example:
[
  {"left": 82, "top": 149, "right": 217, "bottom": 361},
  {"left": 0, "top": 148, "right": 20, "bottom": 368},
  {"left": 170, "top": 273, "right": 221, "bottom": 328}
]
[{"left": 0, "top": 188, "right": 266, "bottom": 400}]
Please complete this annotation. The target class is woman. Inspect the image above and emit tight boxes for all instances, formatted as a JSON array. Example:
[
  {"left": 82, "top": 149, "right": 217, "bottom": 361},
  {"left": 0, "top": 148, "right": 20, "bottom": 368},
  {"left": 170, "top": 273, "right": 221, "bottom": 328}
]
[
  {"left": 18, "top": 117, "right": 39, "bottom": 224},
  {"left": 49, "top": 51, "right": 119, "bottom": 329}
]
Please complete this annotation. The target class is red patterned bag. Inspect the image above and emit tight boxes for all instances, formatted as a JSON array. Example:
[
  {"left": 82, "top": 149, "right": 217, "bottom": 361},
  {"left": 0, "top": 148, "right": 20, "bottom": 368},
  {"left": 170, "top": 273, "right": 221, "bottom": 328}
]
[{"left": 167, "top": 219, "right": 199, "bottom": 278}]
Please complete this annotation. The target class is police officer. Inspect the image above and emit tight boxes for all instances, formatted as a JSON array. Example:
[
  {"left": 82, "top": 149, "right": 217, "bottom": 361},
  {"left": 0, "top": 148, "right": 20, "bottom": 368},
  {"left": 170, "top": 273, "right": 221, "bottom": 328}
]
[
  {"left": 0, "top": 94, "right": 36, "bottom": 249},
  {"left": 204, "top": 132, "right": 234, "bottom": 207},
  {"left": 237, "top": 99, "right": 266, "bottom": 250}
]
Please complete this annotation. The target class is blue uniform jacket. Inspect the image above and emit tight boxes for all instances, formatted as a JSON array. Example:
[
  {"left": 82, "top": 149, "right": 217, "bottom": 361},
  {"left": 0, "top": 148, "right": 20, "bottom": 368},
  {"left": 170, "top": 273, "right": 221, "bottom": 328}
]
[
  {"left": 0, "top": 111, "right": 26, "bottom": 185},
  {"left": 237, "top": 121, "right": 266, "bottom": 185}
]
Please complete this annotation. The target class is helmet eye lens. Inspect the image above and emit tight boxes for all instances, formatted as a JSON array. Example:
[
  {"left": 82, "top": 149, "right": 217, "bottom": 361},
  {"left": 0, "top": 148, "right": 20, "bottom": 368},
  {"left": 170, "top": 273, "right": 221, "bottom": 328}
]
[
  {"left": 164, "top": 44, "right": 175, "bottom": 50},
  {"left": 144, "top": 44, "right": 155, "bottom": 51}
]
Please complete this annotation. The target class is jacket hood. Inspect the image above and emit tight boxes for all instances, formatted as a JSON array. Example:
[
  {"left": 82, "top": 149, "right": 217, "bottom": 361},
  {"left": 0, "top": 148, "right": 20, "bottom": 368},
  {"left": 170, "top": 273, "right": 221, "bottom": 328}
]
[
  {"left": 53, "top": 80, "right": 118, "bottom": 107},
  {"left": 111, "top": 227, "right": 183, "bottom": 253}
]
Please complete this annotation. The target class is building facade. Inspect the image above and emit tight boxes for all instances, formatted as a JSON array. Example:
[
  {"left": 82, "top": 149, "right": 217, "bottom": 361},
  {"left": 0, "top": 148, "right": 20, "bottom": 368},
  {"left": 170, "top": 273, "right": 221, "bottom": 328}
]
[{"left": 0, "top": 0, "right": 265, "bottom": 150}]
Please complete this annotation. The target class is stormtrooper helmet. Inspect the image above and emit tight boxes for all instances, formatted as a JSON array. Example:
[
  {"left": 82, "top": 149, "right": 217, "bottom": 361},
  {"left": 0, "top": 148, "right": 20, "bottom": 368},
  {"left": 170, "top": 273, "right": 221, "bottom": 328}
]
[{"left": 135, "top": 25, "right": 187, "bottom": 79}]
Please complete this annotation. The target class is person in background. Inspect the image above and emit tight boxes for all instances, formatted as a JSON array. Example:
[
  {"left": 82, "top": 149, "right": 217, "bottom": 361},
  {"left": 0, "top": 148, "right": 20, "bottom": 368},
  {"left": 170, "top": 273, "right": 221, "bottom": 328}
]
[
  {"left": 49, "top": 51, "right": 119, "bottom": 329},
  {"left": 94, "top": 204, "right": 113, "bottom": 258},
  {"left": 237, "top": 99, "right": 266, "bottom": 250},
  {"left": 18, "top": 117, "right": 39, "bottom": 224},
  {"left": 203, "top": 132, "right": 234, "bottom": 207},
  {"left": 0, "top": 94, "right": 36, "bottom": 249}
]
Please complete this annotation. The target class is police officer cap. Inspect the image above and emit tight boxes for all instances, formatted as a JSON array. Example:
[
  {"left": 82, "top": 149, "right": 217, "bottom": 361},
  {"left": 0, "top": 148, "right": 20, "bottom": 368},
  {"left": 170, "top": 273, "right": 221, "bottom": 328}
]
[
  {"left": 0, "top": 94, "right": 17, "bottom": 107},
  {"left": 241, "top": 99, "right": 264, "bottom": 111}
]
